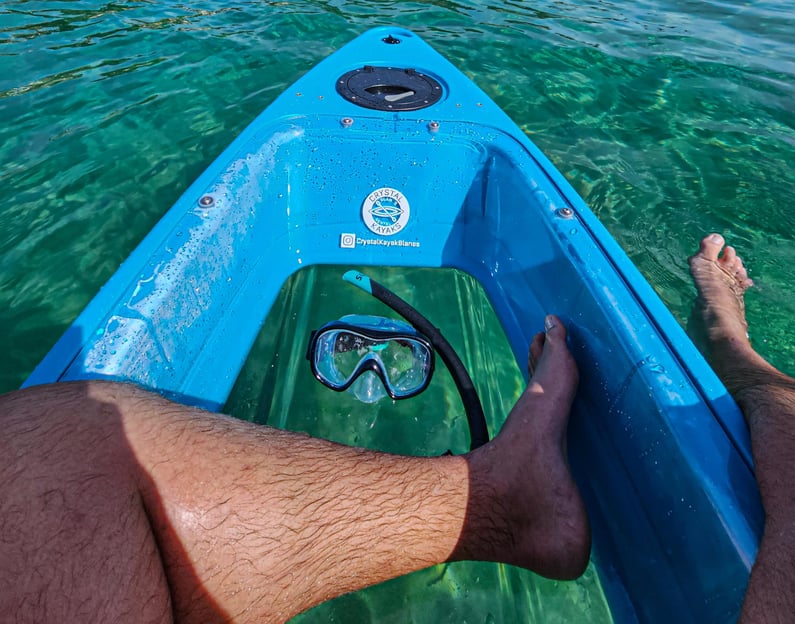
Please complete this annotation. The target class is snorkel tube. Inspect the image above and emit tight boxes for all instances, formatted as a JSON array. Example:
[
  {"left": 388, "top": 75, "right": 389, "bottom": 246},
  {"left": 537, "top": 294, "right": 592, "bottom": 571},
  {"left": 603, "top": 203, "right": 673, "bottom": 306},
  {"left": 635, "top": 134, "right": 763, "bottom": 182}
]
[{"left": 343, "top": 271, "right": 489, "bottom": 450}]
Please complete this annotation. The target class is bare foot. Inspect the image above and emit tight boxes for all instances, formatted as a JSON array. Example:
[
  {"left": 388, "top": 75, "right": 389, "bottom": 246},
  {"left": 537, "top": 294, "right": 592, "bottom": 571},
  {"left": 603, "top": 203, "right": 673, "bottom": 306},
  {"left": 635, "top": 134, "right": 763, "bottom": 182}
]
[
  {"left": 688, "top": 233, "right": 754, "bottom": 350},
  {"left": 686, "top": 233, "right": 788, "bottom": 395},
  {"left": 688, "top": 240, "right": 795, "bottom": 623},
  {"left": 463, "top": 315, "right": 590, "bottom": 579}
]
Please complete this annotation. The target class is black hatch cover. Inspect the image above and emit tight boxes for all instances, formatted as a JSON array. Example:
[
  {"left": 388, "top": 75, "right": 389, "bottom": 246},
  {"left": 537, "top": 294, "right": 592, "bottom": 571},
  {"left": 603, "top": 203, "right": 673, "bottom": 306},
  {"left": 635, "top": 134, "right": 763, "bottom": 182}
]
[{"left": 336, "top": 66, "right": 443, "bottom": 111}]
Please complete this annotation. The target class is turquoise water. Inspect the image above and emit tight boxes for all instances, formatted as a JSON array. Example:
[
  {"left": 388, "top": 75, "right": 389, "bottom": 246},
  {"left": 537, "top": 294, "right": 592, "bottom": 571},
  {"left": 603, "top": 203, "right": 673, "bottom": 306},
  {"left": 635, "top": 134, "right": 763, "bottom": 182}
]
[
  {"left": 2, "top": 0, "right": 794, "bottom": 621},
  {"left": 2, "top": 1, "right": 793, "bottom": 394}
]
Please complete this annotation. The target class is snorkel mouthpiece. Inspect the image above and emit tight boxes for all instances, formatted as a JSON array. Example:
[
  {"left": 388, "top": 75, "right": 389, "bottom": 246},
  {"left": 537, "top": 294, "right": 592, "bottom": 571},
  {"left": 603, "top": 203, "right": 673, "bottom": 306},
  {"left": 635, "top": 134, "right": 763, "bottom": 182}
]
[{"left": 342, "top": 270, "right": 373, "bottom": 293}]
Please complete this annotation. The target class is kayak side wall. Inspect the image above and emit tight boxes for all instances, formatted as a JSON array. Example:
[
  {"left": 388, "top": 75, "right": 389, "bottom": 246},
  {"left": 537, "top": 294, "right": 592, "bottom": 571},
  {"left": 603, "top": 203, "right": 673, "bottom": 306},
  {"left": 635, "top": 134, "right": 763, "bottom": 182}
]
[{"left": 440, "top": 140, "right": 762, "bottom": 621}]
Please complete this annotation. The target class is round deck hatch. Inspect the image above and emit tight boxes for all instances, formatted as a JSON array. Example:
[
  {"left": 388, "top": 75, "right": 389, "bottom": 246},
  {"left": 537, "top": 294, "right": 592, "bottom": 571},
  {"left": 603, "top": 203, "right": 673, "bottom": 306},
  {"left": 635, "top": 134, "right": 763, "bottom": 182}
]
[{"left": 336, "top": 66, "right": 442, "bottom": 111}]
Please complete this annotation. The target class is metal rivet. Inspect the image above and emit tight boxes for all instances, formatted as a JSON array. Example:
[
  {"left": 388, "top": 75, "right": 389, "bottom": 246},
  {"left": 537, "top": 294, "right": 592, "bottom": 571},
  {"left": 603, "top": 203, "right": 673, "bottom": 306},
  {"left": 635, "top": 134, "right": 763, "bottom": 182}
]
[
  {"left": 428, "top": 121, "right": 440, "bottom": 133},
  {"left": 341, "top": 117, "right": 354, "bottom": 128},
  {"left": 557, "top": 207, "right": 574, "bottom": 218},
  {"left": 199, "top": 195, "right": 214, "bottom": 207}
]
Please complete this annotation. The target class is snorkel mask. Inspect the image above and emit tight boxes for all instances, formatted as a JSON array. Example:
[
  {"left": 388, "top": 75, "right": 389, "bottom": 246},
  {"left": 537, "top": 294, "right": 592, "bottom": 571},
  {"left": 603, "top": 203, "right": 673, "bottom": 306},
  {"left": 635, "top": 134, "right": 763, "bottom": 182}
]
[
  {"left": 307, "top": 314, "right": 434, "bottom": 404},
  {"left": 306, "top": 271, "right": 490, "bottom": 450}
]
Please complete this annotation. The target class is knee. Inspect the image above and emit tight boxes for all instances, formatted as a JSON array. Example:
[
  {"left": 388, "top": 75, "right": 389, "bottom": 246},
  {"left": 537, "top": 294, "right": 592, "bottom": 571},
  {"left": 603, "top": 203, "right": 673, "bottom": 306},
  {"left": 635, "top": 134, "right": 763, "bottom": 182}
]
[
  {"left": 0, "top": 380, "right": 148, "bottom": 448},
  {"left": 3, "top": 380, "right": 137, "bottom": 412},
  {"left": 1, "top": 381, "right": 148, "bottom": 483}
]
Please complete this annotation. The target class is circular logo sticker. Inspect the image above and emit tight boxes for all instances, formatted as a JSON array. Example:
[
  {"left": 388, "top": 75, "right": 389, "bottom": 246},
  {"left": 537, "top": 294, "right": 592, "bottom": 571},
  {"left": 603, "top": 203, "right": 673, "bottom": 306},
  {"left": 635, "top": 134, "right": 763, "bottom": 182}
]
[{"left": 362, "top": 187, "right": 410, "bottom": 236}]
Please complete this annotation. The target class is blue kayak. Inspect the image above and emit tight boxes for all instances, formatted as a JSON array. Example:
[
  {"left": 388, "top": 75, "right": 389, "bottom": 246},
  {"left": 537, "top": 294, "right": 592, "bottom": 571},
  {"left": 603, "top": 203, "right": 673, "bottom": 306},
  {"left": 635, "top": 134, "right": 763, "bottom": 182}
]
[{"left": 26, "top": 27, "right": 762, "bottom": 622}]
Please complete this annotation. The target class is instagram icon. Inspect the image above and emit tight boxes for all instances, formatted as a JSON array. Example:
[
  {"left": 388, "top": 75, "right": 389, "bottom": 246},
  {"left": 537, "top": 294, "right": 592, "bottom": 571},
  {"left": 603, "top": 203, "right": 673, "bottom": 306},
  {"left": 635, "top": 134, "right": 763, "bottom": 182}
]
[{"left": 339, "top": 233, "right": 356, "bottom": 249}]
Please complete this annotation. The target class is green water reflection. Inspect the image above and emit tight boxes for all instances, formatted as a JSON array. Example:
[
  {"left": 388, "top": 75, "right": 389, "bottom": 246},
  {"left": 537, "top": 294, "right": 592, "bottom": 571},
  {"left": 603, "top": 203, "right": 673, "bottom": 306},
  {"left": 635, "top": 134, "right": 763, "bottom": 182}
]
[{"left": 225, "top": 265, "right": 613, "bottom": 623}]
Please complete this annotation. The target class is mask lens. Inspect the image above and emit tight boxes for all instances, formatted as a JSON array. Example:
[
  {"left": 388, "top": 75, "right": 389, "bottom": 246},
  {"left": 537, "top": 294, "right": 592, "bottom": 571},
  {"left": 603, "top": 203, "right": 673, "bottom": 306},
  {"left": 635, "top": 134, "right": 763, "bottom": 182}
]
[
  {"left": 313, "top": 329, "right": 364, "bottom": 386},
  {"left": 332, "top": 332, "right": 373, "bottom": 379},
  {"left": 311, "top": 326, "right": 432, "bottom": 398},
  {"left": 380, "top": 339, "right": 432, "bottom": 395}
]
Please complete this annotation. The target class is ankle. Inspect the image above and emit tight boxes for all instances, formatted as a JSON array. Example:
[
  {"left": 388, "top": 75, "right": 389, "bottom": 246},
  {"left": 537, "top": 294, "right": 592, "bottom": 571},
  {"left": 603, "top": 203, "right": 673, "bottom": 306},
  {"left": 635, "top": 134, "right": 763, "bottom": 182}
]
[{"left": 459, "top": 438, "right": 591, "bottom": 579}]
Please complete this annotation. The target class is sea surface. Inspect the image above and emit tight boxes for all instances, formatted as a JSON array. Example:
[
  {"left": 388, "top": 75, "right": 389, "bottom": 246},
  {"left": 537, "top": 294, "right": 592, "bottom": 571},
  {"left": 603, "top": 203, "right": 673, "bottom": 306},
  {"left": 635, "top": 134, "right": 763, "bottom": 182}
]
[{"left": 2, "top": 1, "right": 794, "bottom": 622}]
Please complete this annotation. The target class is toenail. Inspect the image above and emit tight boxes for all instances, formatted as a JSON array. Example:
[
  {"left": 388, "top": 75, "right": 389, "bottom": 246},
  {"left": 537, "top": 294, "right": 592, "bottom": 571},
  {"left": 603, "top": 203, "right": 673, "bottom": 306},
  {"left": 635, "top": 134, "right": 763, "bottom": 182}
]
[
  {"left": 709, "top": 234, "right": 723, "bottom": 243},
  {"left": 545, "top": 315, "right": 556, "bottom": 331}
]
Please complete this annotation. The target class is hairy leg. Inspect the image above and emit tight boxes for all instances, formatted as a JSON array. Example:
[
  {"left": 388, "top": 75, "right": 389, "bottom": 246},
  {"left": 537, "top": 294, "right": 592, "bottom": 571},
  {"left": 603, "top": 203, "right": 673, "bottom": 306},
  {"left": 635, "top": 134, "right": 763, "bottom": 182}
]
[
  {"left": 689, "top": 233, "right": 795, "bottom": 623},
  {"left": 0, "top": 384, "right": 173, "bottom": 623},
  {"left": 0, "top": 316, "right": 588, "bottom": 624}
]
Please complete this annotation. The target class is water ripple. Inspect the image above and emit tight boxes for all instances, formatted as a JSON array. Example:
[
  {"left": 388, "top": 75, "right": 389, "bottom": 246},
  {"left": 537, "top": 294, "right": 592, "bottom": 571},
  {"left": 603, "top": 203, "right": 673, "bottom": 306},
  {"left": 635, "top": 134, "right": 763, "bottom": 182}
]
[{"left": 1, "top": 0, "right": 793, "bottom": 383}]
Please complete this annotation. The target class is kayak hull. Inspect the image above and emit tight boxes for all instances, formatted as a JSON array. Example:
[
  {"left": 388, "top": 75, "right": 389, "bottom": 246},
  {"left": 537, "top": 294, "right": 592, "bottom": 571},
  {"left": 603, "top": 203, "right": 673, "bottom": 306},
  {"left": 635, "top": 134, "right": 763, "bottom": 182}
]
[{"left": 26, "top": 27, "right": 762, "bottom": 622}]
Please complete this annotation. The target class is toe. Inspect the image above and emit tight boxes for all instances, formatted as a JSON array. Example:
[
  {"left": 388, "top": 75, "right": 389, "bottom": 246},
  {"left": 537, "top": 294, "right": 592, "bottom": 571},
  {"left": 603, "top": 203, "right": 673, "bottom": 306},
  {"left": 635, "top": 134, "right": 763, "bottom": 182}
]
[
  {"left": 721, "top": 245, "right": 737, "bottom": 267},
  {"left": 736, "top": 264, "right": 754, "bottom": 288},
  {"left": 528, "top": 333, "right": 545, "bottom": 375},
  {"left": 544, "top": 314, "right": 567, "bottom": 343},
  {"left": 696, "top": 233, "right": 725, "bottom": 261}
]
